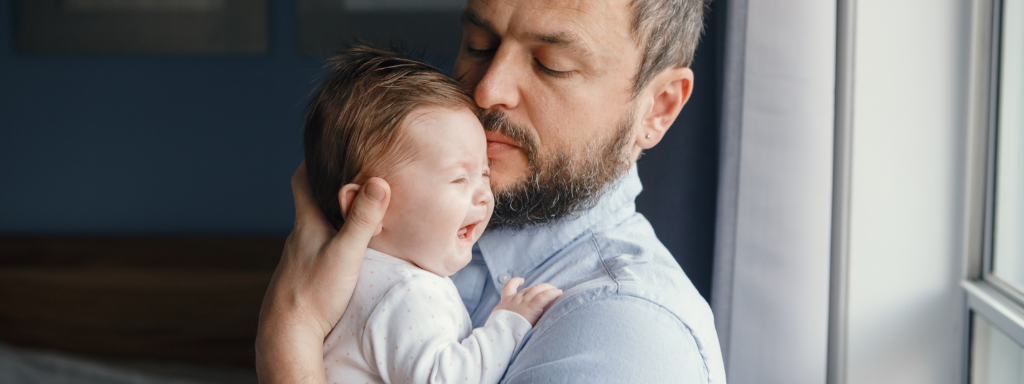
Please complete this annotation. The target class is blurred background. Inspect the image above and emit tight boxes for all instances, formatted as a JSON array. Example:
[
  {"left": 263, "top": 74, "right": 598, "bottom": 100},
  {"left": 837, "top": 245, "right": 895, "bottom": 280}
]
[
  {"left": 2, "top": 0, "right": 1022, "bottom": 384},
  {"left": 0, "top": 0, "right": 722, "bottom": 382}
]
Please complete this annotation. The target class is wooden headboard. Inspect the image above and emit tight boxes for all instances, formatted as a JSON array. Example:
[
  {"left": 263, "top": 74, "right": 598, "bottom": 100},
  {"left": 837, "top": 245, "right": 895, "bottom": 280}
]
[{"left": 0, "top": 237, "right": 284, "bottom": 369}]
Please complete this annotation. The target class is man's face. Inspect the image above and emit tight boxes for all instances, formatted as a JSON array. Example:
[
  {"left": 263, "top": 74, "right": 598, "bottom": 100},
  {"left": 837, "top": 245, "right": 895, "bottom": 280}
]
[{"left": 454, "top": 0, "right": 643, "bottom": 228}]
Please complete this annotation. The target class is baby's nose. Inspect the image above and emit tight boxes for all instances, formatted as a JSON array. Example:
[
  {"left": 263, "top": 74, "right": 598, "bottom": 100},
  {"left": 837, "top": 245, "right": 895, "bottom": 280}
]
[{"left": 475, "top": 187, "right": 493, "bottom": 206}]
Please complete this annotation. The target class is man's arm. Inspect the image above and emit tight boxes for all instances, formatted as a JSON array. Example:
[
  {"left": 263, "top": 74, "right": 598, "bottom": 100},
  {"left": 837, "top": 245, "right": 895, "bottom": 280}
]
[
  {"left": 255, "top": 163, "right": 390, "bottom": 384},
  {"left": 502, "top": 295, "right": 710, "bottom": 384}
]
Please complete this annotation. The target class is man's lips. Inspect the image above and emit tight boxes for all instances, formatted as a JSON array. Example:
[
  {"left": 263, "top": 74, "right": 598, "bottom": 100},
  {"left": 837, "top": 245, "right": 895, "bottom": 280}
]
[{"left": 485, "top": 131, "right": 519, "bottom": 158}]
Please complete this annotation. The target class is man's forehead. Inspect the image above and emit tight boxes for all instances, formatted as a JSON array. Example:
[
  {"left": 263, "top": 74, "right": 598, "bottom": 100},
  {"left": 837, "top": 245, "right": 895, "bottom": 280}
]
[{"left": 464, "top": 0, "right": 633, "bottom": 43}]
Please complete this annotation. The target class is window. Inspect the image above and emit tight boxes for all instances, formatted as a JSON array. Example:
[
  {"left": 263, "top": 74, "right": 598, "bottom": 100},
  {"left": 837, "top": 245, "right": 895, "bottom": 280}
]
[
  {"left": 990, "top": 0, "right": 1024, "bottom": 294},
  {"left": 971, "top": 314, "right": 1024, "bottom": 383},
  {"left": 966, "top": 0, "right": 1024, "bottom": 382}
]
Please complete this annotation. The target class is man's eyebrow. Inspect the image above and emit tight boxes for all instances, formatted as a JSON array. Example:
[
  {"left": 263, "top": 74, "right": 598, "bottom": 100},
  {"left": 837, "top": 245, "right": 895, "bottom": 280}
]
[
  {"left": 527, "top": 31, "right": 576, "bottom": 46},
  {"left": 461, "top": 8, "right": 591, "bottom": 56},
  {"left": 461, "top": 8, "right": 495, "bottom": 33},
  {"left": 525, "top": 31, "right": 591, "bottom": 55}
]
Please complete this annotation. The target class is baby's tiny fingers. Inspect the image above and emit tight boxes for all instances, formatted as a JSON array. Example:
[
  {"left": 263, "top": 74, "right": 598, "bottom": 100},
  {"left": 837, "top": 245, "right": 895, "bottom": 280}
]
[
  {"left": 532, "top": 289, "right": 563, "bottom": 308},
  {"left": 522, "top": 283, "right": 559, "bottom": 301},
  {"left": 501, "top": 277, "right": 525, "bottom": 299}
]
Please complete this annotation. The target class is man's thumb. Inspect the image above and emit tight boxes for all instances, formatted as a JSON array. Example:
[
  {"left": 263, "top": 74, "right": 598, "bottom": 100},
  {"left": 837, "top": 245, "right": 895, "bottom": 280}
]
[{"left": 343, "top": 178, "right": 390, "bottom": 235}]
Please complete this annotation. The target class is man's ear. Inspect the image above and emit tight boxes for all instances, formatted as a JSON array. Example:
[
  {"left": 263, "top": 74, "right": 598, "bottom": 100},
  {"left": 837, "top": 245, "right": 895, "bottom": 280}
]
[
  {"left": 637, "top": 67, "right": 694, "bottom": 149},
  {"left": 338, "top": 183, "right": 362, "bottom": 221}
]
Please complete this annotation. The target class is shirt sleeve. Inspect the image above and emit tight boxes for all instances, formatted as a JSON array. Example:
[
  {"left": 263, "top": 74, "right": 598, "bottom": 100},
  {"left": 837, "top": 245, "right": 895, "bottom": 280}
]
[
  {"left": 363, "top": 275, "right": 532, "bottom": 384},
  {"left": 501, "top": 295, "right": 711, "bottom": 384}
]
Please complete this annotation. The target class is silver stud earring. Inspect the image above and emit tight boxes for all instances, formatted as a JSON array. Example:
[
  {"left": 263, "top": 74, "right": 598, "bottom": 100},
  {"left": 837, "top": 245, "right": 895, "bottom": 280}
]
[{"left": 645, "top": 134, "right": 651, "bottom": 139}]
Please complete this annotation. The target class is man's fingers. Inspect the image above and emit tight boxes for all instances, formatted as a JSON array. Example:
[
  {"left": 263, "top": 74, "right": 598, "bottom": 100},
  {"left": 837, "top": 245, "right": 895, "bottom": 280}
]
[
  {"left": 291, "top": 162, "right": 334, "bottom": 232},
  {"left": 306, "top": 178, "right": 389, "bottom": 332},
  {"left": 328, "top": 178, "right": 390, "bottom": 275},
  {"left": 338, "top": 178, "right": 390, "bottom": 240},
  {"left": 501, "top": 277, "right": 525, "bottom": 299},
  {"left": 290, "top": 162, "right": 316, "bottom": 219}
]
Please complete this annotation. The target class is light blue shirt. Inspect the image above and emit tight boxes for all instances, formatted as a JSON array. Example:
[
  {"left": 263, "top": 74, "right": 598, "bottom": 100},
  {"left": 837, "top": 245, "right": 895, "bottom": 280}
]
[{"left": 450, "top": 165, "right": 726, "bottom": 383}]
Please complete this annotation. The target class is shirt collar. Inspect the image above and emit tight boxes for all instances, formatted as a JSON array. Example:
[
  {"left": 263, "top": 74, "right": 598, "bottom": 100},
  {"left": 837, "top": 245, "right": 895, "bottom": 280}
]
[{"left": 476, "top": 164, "right": 643, "bottom": 289}]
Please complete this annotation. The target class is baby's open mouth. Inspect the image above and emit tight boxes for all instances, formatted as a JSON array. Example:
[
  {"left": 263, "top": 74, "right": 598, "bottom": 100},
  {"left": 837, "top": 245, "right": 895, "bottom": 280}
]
[{"left": 457, "top": 222, "right": 479, "bottom": 241}]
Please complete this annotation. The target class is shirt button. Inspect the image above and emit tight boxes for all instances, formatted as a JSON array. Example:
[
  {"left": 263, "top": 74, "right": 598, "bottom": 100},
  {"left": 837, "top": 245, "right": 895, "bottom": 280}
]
[{"left": 497, "top": 273, "right": 511, "bottom": 285}]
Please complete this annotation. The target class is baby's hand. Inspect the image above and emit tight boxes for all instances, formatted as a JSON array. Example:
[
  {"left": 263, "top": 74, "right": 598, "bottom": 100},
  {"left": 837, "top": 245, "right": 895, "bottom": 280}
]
[{"left": 492, "top": 277, "right": 562, "bottom": 326}]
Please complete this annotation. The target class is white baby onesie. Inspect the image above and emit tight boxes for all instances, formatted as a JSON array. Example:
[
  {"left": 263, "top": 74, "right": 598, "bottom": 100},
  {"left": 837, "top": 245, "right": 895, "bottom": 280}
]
[{"left": 323, "top": 248, "right": 532, "bottom": 384}]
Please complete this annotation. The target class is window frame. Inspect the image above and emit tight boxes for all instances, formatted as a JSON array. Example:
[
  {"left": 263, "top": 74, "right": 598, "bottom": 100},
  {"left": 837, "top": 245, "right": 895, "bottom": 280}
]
[{"left": 964, "top": 0, "right": 1024, "bottom": 375}]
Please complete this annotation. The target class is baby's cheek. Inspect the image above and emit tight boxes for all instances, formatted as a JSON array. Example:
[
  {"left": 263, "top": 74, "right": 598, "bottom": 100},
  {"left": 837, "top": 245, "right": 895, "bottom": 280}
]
[
  {"left": 409, "top": 220, "right": 443, "bottom": 244},
  {"left": 485, "top": 197, "right": 495, "bottom": 219}
]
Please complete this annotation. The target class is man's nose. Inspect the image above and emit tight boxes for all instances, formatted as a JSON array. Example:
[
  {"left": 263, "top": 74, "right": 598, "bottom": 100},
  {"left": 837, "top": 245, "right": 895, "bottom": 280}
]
[{"left": 473, "top": 45, "right": 522, "bottom": 111}]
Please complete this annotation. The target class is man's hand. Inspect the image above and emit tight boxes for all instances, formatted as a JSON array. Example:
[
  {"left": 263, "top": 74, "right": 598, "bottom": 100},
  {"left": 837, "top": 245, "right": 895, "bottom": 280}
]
[
  {"left": 493, "top": 277, "right": 562, "bottom": 326},
  {"left": 255, "top": 162, "right": 390, "bottom": 384}
]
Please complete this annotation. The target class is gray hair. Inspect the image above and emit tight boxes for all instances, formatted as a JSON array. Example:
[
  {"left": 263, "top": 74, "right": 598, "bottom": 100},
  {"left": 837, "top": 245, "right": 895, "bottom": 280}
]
[{"left": 629, "top": 0, "right": 711, "bottom": 96}]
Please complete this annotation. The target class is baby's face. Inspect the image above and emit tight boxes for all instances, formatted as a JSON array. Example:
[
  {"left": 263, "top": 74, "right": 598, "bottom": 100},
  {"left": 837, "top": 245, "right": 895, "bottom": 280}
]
[{"left": 368, "top": 106, "right": 493, "bottom": 276}]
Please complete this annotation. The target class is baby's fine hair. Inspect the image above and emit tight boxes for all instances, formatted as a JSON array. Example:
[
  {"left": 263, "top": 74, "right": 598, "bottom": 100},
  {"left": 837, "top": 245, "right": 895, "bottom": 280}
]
[{"left": 304, "top": 44, "right": 477, "bottom": 226}]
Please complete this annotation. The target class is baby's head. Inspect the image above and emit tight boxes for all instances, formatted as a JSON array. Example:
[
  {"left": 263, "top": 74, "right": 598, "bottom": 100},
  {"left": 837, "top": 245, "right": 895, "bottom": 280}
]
[{"left": 304, "top": 45, "right": 493, "bottom": 276}]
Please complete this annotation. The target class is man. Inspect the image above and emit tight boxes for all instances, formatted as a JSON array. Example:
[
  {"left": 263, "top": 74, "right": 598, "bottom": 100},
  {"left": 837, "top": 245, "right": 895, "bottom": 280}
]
[{"left": 256, "top": 0, "right": 724, "bottom": 382}]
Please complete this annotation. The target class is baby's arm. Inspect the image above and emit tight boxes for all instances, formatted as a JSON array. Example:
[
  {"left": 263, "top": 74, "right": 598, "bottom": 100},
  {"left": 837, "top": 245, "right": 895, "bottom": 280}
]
[{"left": 363, "top": 276, "right": 560, "bottom": 384}]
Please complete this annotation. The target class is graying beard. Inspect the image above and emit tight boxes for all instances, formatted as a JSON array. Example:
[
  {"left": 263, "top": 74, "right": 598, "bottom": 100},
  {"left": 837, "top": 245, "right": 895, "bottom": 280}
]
[{"left": 488, "top": 113, "right": 635, "bottom": 229}]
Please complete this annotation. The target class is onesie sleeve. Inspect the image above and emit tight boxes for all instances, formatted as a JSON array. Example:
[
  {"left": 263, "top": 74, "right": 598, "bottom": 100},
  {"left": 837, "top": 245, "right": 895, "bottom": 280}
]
[{"left": 362, "top": 275, "right": 531, "bottom": 384}]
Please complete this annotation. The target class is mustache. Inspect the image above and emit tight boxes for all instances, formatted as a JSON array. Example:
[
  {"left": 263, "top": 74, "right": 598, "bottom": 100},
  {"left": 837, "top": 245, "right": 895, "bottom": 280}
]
[
  {"left": 485, "top": 106, "right": 636, "bottom": 229},
  {"left": 479, "top": 110, "right": 538, "bottom": 158}
]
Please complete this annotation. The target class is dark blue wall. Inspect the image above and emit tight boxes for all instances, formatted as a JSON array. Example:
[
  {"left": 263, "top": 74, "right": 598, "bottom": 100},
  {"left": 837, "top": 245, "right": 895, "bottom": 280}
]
[
  {"left": 0, "top": 0, "right": 720, "bottom": 299},
  {"left": 1, "top": 0, "right": 321, "bottom": 235},
  {"left": 635, "top": 2, "right": 723, "bottom": 301}
]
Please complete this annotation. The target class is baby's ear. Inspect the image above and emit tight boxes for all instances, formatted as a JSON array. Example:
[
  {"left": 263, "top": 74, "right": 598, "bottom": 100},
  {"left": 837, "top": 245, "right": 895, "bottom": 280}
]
[{"left": 338, "top": 183, "right": 362, "bottom": 220}]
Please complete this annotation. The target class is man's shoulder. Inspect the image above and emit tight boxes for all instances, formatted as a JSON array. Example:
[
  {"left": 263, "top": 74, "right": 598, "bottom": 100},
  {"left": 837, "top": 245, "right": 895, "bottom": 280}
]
[
  {"left": 505, "top": 289, "right": 723, "bottom": 384},
  {"left": 563, "top": 212, "right": 711, "bottom": 323},
  {"left": 511, "top": 213, "right": 725, "bottom": 383},
  {"left": 536, "top": 267, "right": 720, "bottom": 372}
]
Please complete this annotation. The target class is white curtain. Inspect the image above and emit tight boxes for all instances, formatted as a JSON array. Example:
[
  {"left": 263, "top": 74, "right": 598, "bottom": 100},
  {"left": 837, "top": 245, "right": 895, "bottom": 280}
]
[{"left": 711, "top": 0, "right": 836, "bottom": 383}]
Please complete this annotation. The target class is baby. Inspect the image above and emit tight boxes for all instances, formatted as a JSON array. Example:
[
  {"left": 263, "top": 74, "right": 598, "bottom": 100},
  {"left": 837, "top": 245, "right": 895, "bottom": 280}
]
[{"left": 303, "top": 46, "right": 562, "bottom": 384}]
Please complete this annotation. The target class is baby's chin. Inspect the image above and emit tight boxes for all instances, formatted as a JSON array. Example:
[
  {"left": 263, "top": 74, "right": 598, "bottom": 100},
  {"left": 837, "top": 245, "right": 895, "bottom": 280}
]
[
  {"left": 407, "top": 247, "right": 473, "bottom": 277},
  {"left": 440, "top": 248, "right": 474, "bottom": 277}
]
